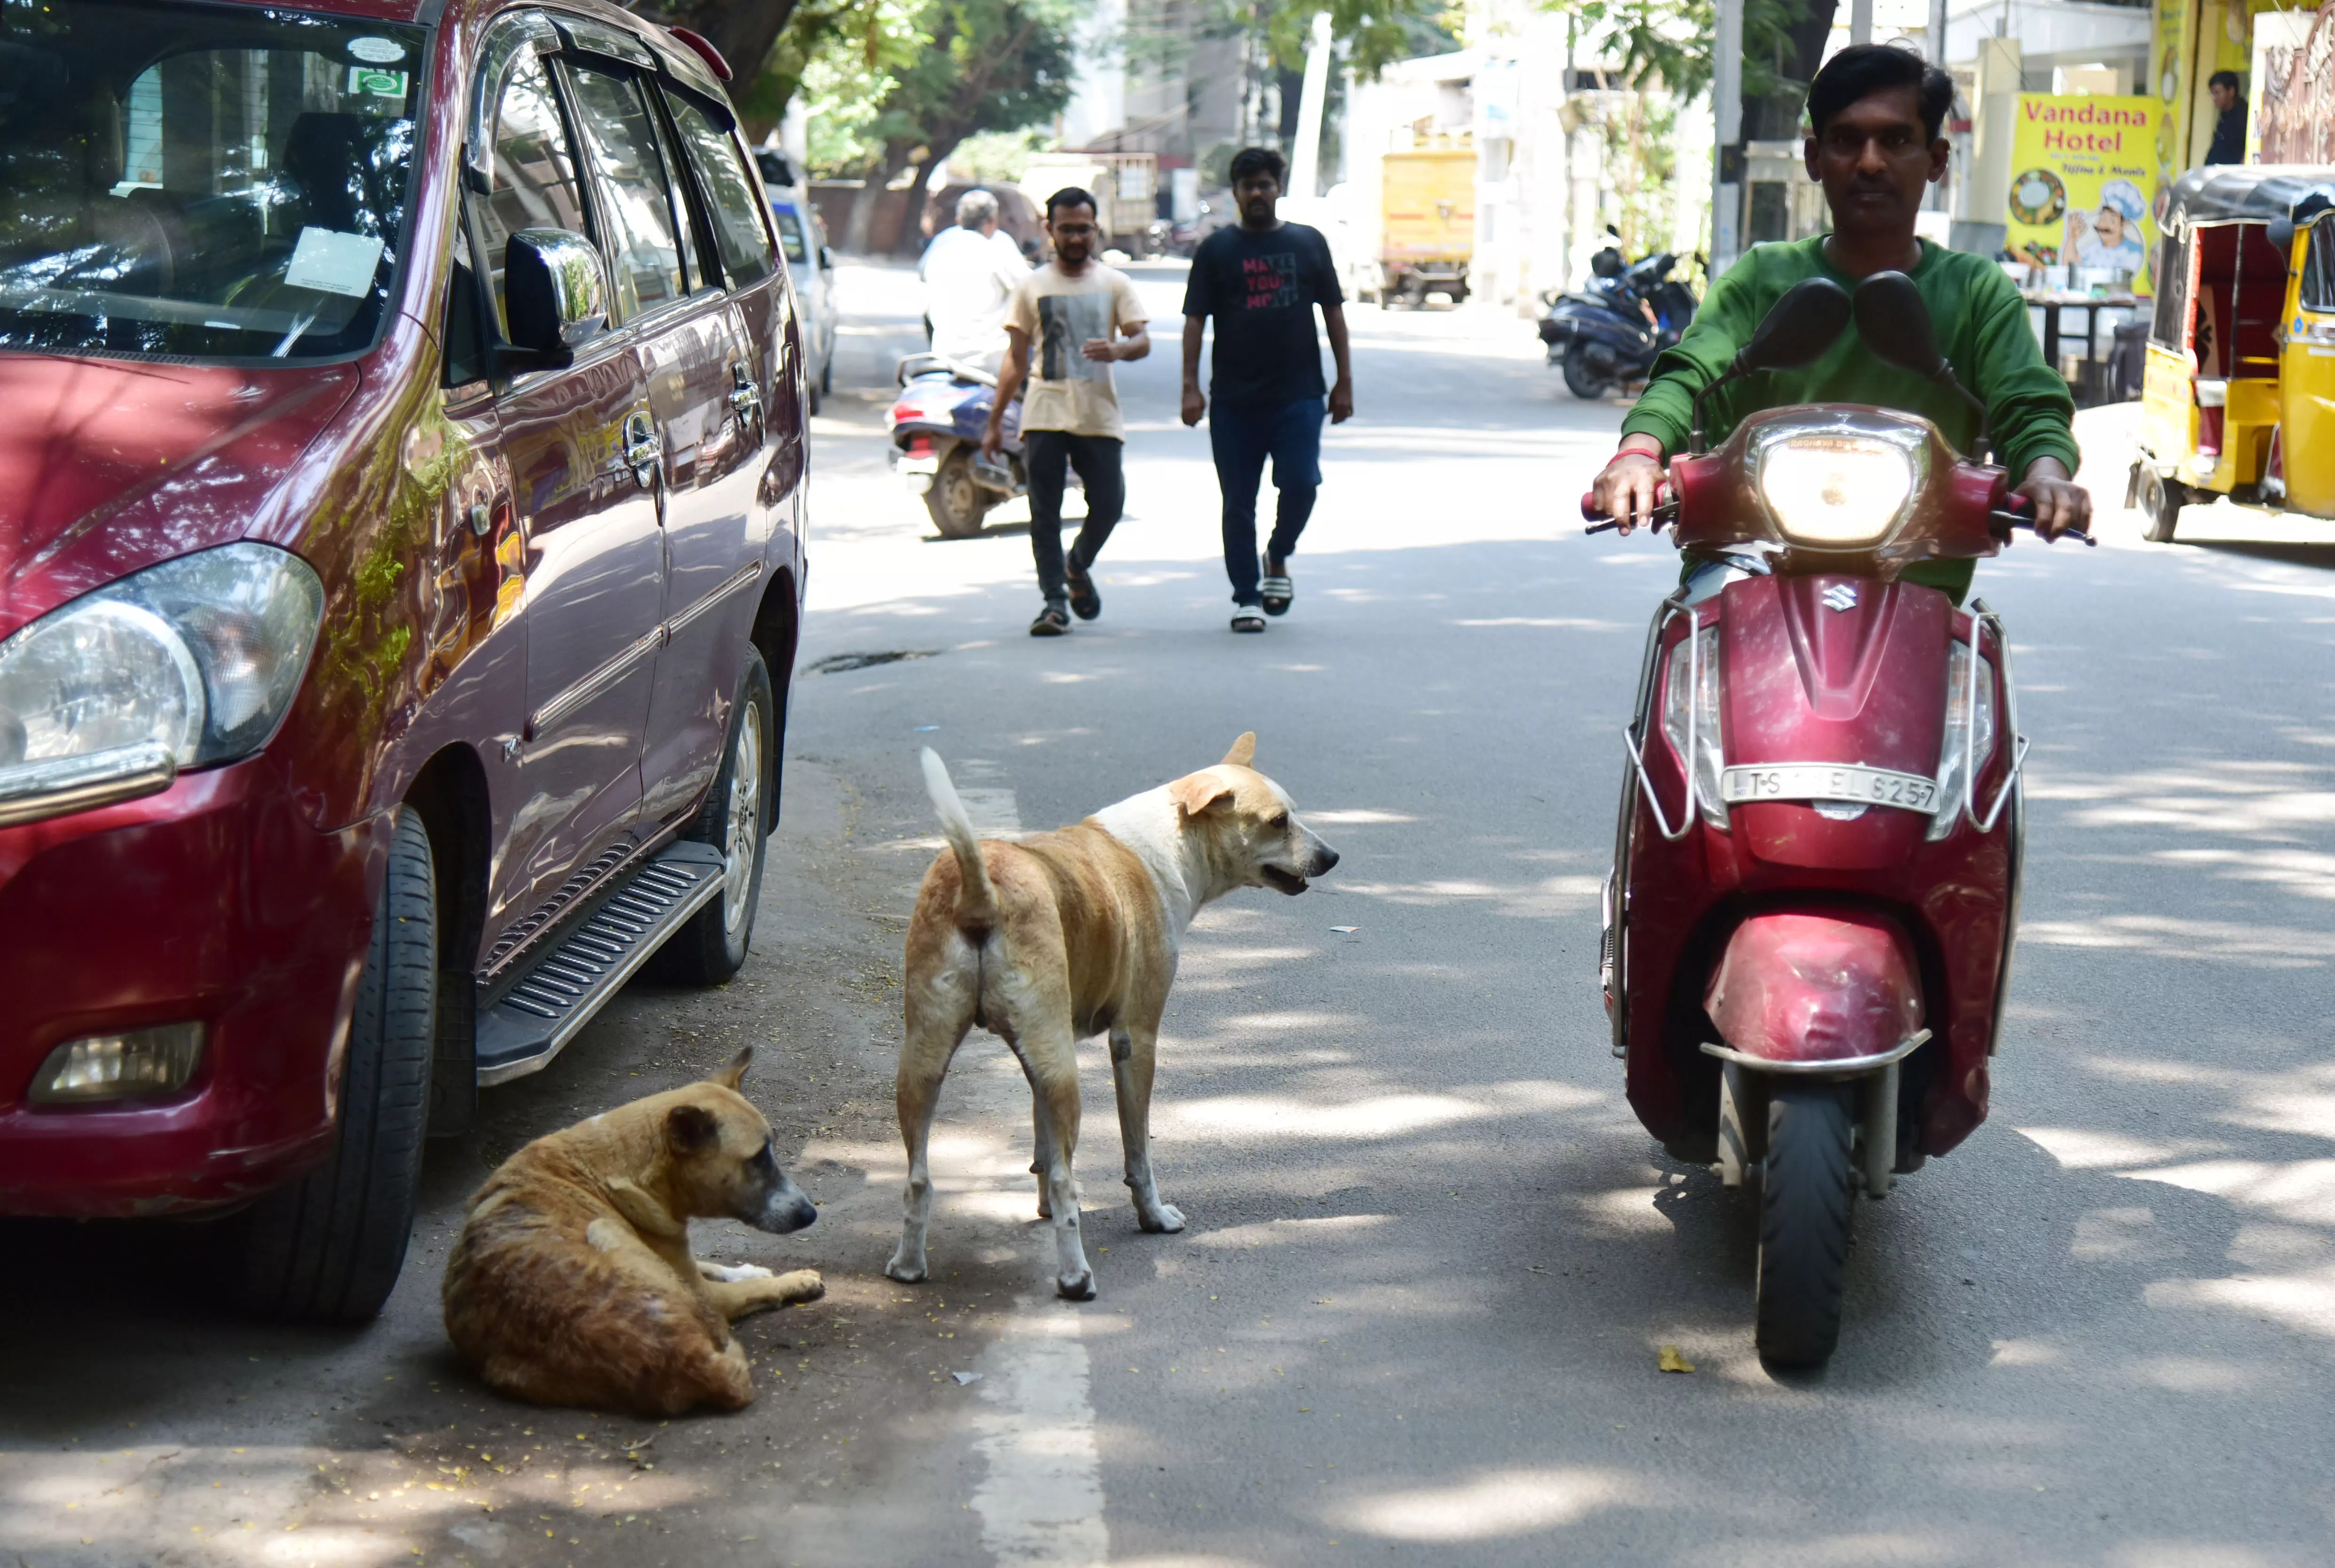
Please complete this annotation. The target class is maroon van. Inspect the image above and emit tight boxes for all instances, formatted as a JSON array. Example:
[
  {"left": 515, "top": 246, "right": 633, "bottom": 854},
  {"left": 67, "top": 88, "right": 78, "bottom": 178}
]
[{"left": 0, "top": 0, "right": 812, "bottom": 1317}]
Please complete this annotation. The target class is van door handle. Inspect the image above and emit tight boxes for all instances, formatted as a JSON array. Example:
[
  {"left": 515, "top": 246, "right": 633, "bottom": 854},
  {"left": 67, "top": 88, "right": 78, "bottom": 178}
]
[
  {"left": 727, "top": 363, "right": 763, "bottom": 426},
  {"left": 622, "top": 411, "right": 660, "bottom": 490}
]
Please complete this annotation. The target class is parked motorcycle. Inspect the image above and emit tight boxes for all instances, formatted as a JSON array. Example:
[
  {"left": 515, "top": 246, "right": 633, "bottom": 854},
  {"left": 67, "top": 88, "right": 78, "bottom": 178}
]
[
  {"left": 1540, "top": 249, "right": 1701, "bottom": 400},
  {"left": 1583, "top": 273, "right": 2092, "bottom": 1365},
  {"left": 887, "top": 353, "right": 1026, "bottom": 537}
]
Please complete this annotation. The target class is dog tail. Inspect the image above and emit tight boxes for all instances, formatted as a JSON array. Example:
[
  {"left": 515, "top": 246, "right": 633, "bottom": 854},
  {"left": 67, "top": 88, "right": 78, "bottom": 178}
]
[{"left": 921, "top": 748, "right": 999, "bottom": 930}]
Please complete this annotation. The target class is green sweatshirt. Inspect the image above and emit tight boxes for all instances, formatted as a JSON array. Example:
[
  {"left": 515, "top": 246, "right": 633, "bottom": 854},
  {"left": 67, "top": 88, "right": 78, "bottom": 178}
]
[{"left": 1620, "top": 237, "right": 2080, "bottom": 597}]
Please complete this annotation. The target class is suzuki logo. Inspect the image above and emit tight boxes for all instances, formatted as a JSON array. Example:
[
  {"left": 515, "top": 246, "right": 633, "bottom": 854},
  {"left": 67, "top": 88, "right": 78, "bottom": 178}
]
[{"left": 1821, "top": 583, "right": 1858, "bottom": 612}]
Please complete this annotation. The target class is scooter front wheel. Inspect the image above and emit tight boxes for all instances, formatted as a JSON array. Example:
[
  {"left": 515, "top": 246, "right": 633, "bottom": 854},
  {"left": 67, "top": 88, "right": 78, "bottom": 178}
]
[
  {"left": 1561, "top": 343, "right": 1610, "bottom": 400},
  {"left": 1755, "top": 1082, "right": 1856, "bottom": 1367}
]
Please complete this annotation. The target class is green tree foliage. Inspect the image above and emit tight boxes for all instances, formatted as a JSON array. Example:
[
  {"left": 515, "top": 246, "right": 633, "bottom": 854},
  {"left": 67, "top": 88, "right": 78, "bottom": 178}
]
[{"left": 1566, "top": 0, "right": 1838, "bottom": 133}]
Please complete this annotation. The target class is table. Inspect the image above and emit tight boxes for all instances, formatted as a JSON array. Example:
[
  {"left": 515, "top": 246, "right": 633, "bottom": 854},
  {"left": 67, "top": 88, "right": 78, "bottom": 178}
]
[{"left": 2022, "top": 290, "right": 2141, "bottom": 407}]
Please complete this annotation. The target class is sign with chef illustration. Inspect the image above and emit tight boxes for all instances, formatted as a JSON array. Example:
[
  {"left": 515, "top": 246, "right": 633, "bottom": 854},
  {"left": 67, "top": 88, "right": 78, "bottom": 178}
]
[{"left": 2006, "top": 94, "right": 2163, "bottom": 294}]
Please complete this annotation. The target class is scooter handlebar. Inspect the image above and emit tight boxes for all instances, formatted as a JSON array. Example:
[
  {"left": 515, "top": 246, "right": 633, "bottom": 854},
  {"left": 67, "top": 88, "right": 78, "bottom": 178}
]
[
  {"left": 1581, "top": 489, "right": 1679, "bottom": 535},
  {"left": 1990, "top": 491, "right": 2097, "bottom": 547}
]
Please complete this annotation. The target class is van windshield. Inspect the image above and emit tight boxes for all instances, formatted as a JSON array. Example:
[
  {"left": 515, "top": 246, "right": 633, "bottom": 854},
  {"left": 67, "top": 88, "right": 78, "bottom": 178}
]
[{"left": 0, "top": 3, "right": 423, "bottom": 363}]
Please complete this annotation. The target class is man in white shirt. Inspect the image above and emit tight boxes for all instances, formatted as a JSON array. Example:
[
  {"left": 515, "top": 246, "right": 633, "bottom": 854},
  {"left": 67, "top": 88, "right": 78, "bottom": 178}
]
[{"left": 920, "top": 188, "right": 1029, "bottom": 370}]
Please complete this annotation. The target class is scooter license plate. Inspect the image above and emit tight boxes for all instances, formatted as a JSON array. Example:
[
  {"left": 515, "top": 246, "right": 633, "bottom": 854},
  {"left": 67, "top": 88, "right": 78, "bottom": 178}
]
[{"left": 1719, "top": 763, "right": 1940, "bottom": 814}]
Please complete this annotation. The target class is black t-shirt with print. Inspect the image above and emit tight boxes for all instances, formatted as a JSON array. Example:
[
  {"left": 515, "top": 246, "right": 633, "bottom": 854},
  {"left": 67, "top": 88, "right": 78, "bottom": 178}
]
[{"left": 1182, "top": 221, "right": 1343, "bottom": 410}]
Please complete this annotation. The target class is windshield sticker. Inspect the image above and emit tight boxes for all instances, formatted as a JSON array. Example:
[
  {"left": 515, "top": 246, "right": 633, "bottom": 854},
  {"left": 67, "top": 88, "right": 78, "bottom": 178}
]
[
  {"left": 347, "top": 36, "right": 407, "bottom": 63},
  {"left": 285, "top": 227, "right": 386, "bottom": 298},
  {"left": 346, "top": 65, "right": 408, "bottom": 99}
]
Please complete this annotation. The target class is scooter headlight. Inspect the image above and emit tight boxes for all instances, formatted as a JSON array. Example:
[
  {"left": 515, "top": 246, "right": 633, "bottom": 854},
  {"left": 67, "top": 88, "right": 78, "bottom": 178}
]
[
  {"left": 1661, "top": 621, "right": 1726, "bottom": 830},
  {"left": 1928, "top": 638, "right": 1998, "bottom": 840},
  {"left": 1755, "top": 431, "right": 1921, "bottom": 547}
]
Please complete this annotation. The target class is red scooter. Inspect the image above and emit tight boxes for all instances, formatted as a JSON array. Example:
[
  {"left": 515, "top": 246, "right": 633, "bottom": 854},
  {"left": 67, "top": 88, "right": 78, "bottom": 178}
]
[{"left": 1586, "top": 272, "right": 2091, "bottom": 1365}]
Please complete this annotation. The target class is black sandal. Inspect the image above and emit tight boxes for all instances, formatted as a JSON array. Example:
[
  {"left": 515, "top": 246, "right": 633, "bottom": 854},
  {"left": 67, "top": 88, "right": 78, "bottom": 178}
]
[
  {"left": 1065, "top": 557, "right": 1101, "bottom": 621},
  {"left": 1260, "top": 557, "right": 1293, "bottom": 616},
  {"left": 1030, "top": 603, "right": 1071, "bottom": 636},
  {"left": 1230, "top": 608, "right": 1267, "bottom": 634}
]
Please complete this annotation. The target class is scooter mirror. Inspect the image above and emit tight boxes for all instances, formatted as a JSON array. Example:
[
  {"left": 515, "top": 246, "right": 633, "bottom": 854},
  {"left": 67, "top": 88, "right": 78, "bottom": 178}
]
[
  {"left": 1853, "top": 271, "right": 1944, "bottom": 378},
  {"left": 1737, "top": 276, "right": 1852, "bottom": 374}
]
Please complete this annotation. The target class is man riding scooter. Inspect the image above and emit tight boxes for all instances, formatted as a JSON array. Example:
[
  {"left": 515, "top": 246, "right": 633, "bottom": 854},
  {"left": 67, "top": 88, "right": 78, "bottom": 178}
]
[
  {"left": 1591, "top": 44, "right": 2091, "bottom": 563},
  {"left": 1581, "top": 44, "right": 2096, "bottom": 1366}
]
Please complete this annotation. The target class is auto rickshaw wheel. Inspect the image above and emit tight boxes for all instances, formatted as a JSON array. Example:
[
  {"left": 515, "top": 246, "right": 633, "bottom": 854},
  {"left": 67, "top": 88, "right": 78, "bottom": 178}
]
[
  {"left": 1755, "top": 1082, "right": 1856, "bottom": 1368},
  {"left": 2140, "top": 471, "right": 2187, "bottom": 544}
]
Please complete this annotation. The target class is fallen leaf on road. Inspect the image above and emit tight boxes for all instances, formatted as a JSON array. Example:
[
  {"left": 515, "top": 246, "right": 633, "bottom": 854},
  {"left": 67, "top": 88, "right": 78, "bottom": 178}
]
[{"left": 1657, "top": 1345, "right": 1695, "bottom": 1374}]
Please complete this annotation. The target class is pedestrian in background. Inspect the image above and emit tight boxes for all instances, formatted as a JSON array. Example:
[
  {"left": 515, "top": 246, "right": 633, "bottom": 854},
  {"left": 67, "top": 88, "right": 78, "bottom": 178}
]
[
  {"left": 921, "top": 188, "right": 1028, "bottom": 372},
  {"left": 1180, "top": 145, "right": 1353, "bottom": 634},
  {"left": 982, "top": 188, "right": 1151, "bottom": 637},
  {"left": 2205, "top": 70, "right": 2246, "bottom": 165}
]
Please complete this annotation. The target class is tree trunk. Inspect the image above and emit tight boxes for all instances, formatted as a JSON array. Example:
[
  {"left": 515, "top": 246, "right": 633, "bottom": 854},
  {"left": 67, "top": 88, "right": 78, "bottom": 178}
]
[
  {"left": 1276, "top": 66, "right": 1305, "bottom": 146},
  {"left": 845, "top": 141, "right": 911, "bottom": 255},
  {"left": 893, "top": 135, "right": 966, "bottom": 259},
  {"left": 658, "top": 0, "right": 806, "bottom": 99},
  {"left": 1744, "top": 0, "right": 1842, "bottom": 141}
]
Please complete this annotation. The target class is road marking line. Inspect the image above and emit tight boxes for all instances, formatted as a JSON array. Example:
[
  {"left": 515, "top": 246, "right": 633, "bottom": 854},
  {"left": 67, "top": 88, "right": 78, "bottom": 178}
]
[{"left": 971, "top": 1302, "right": 1108, "bottom": 1567}]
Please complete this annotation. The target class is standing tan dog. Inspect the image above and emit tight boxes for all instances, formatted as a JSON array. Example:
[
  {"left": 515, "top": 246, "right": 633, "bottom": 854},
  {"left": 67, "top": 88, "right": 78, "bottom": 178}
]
[
  {"left": 442, "top": 1050, "right": 824, "bottom": 1416},
  {"left": 887, "top": 733, "right": 1339, "bottom": 1299}
]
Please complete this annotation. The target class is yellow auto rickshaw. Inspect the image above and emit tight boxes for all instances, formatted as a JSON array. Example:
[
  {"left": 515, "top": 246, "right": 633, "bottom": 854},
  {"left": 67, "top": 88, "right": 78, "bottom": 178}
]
[{"left": 2132, "top": 165, "right": 2335, "bottom": 541}]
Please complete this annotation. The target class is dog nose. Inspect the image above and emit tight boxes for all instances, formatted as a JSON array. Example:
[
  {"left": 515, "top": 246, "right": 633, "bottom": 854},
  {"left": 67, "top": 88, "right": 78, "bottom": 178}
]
[{"left": 1316, "top": 845, "right": 1340, "bottom": 872}]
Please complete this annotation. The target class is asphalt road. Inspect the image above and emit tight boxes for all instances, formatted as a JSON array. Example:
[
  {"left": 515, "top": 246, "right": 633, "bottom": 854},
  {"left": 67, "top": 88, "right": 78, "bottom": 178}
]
[{"left": 4, "top": 258, "right": 2333, "bottom": 1568}]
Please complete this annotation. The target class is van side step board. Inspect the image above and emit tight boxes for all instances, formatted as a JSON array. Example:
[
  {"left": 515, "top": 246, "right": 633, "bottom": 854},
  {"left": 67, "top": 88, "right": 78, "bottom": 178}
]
[{"left": 474, "top": 840, "right": 725, "bottom": 1086}]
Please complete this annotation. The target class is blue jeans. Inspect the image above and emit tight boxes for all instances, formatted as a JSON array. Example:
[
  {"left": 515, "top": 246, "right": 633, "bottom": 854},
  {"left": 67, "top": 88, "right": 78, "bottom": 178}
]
[{"left": 1209, "top": 396, "right": 1324, "bottom": 606}]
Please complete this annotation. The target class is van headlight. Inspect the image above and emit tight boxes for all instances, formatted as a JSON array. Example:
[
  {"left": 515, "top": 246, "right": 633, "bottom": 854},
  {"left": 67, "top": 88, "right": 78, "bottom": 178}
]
[
  {"left": 0, "top": 544, "right": 323, "bottom": 824},
  {"left": 1755, "top": 432, "right": 1920, "bottom": 547}
]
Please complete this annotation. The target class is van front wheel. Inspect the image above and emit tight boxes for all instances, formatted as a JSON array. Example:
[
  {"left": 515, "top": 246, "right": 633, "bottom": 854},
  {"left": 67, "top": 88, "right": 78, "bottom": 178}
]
[{"left": 227, "top": 808, "right": 435, "bottom": 1323}]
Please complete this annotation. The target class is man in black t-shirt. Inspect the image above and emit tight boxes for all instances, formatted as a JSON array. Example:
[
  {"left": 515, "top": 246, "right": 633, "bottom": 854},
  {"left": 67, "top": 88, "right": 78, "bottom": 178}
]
[{"left": 1180, "top": 146, "right": 1354, "bottom": 633}]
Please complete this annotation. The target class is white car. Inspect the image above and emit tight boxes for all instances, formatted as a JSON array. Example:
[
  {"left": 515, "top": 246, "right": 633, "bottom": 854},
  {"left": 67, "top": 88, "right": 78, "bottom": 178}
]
[{"left": 756, "top": 154, "right": 837, "bottom": 413}]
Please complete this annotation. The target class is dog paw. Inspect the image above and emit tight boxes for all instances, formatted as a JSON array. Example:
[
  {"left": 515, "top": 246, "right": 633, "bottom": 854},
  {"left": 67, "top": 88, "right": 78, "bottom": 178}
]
[
  {"left": 884, "top": 1257, "right": 929, "bottom": 1285},
  {"left": 1136, "top": 1203, "right": 1186, "bottom": 1234},
  {"left": 1055, "top": 1270, "right": 1097, "bottom": 1301},
  {"left": 776, "top": 1269, "right": 826, "bottom": 1304},
  {"left": 702, "top": 1262, "right": 776, "bottom": 1283}
]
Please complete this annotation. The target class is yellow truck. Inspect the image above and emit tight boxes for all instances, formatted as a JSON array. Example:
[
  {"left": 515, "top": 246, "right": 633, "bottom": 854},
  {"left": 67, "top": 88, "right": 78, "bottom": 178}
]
[{"left": 1379, "top": 145, "right": 1474, "bottom": 307}]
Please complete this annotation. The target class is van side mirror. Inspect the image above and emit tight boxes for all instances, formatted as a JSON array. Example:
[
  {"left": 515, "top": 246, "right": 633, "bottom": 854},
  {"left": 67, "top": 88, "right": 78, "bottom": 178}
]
[
  {"left": 502, "top": 227, "right": 610, "bottom": 371},
  {"left": 820, "top": 245, "right": 836, "bottom": 272},
  {"left": 1738, "top": 276, "right": 1851, "bottom": 373},
  {"left": 1852, "top": 271, "right": 1943, "bottom": 377}
]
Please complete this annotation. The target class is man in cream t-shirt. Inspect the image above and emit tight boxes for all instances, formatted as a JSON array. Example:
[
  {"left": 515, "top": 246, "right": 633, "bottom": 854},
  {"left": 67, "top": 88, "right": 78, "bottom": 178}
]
[{"left": 982, "top": 187, "right": 1149, "bottom": 636}]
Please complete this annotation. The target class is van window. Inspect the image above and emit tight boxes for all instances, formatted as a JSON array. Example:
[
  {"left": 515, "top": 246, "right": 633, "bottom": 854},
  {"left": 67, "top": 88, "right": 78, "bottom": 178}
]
[
  {"left": 477, "top": 49, "right": 589, "bottom": 337},
  {"left": 562, "top": 65, "right": 687, "bottom": 321},
  {"left": 0, "top": 3, "right": 423, "bottom": 361},
  {"left": 771, "top": 206, "right": 810, "bottom": 267},
  {"left": 666, "top": 96, "right": 775, "bottom": 287},
  {"left": 2304, "top": 222, "right": 2335, "bottom": 315}
]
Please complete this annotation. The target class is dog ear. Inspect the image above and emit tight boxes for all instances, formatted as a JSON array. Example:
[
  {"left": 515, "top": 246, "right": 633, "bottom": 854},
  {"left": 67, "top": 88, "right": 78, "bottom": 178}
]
[
  {"left": 666, "top": 1102, "right": 721, "bottom": 1155},
  {"left": 1221, "top": 732, "right": 1256, "bottom": 768},
  {"left": 714, "top": 1047, "right": 752, "bottom": 1090},
  {"left": 1168, "top": 771, "right": 1235, "bottom": 819}
]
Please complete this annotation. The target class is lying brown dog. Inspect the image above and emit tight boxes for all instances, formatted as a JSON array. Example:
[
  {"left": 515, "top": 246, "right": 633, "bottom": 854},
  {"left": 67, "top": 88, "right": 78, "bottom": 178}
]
[
  {"left": 442, "top": 1049, "right": 823, "bottom": 1416},
  {"left": 887, "top": 733, "right": 1339, "bottom": 1299}
]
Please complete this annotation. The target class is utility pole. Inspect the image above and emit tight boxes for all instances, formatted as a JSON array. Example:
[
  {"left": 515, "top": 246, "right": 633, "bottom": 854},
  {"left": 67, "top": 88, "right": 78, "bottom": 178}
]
[
  {"left": 1850, "top": 0, "right": 1873, "bottom": 46},
  {"left": 1713, "top": 0, "right": 1743, "bottom": 270}
]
